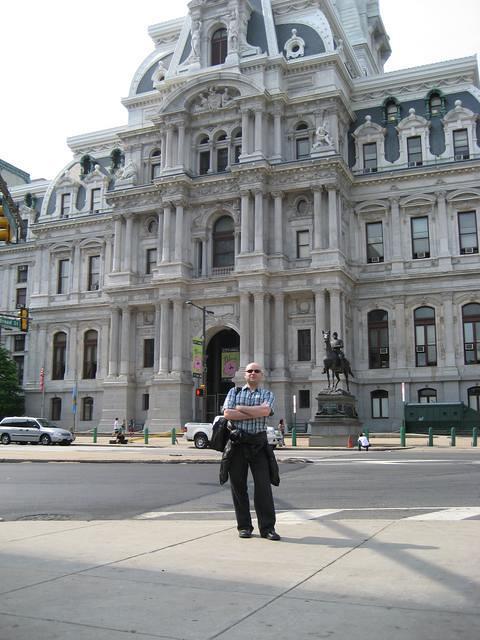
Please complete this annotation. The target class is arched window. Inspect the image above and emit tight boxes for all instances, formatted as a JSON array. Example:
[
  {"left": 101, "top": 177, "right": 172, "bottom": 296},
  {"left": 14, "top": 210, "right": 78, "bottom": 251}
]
[
  {"left": 213, "top": 216, "right": 234, "bottom": 270},
  {"left": 428, "top": 92, "right": 444, "bottom": 116},
  {"left": 83, "top": 330, "right": 98, "bottom": 379},
  {"left": 50, "top": 397, "right": 62, "bottom": 421},
  {"left": 211, "top": 28, "right": 228, "bottom": 66},
  {"left": 368, "top": 310, "right": 389, "bottom": 369},
  {"left": 371, "top": 390, "right": 388, "bottom": 418},
  {"left": 418, "top": 388, "right": 437, "bottom": 403},
  {"left": 462, "top": 303, "right": 480, "bottom": 364},
  {"left": 384, "top": 98, "right": 400, "bottom": 123},
  {"left": 82, "top": 396, "right": 94, "bottom": 421},
  {"left": 52, "top": 332, "right": 67, "bottom": 380},
  {"left": 150, "top": 149, "right": 162, "bottom": 181},
  {"left": 295, "top": 122, "right": 310, "bottom": 159},
  {"left": 414, "top": 307, "right": 437, "bottom": 366},
  {"left": 198, "top": 135, "right": 210, "bottom": 175},
  {"left": 467, "top": 386, "right": 480, "bottom": 411}
]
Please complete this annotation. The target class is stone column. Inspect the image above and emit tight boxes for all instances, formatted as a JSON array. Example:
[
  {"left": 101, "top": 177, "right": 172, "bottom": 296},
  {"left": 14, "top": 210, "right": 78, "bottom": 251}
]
[
  {"left": 254, "top": 189, "right": 264, "bottom": 252},
  {"left": 313, "top": 187, "right": 322, "bottom": 250},
  {"left": 122, "top": 214, "right": 134, "bottom": 272},
  {"left": 390, "top": 197, "right": 402, "bottom": 261},
  {"left": 273, "top": 111, "right": 282, "bottom": 160},
  {"left": 394, "top": 298, "right": 406, "bottom": 368},
  {"left": 72, "top": 241, "right": 81, "bottom": 292},
  {"left": 165, "top": 125, "right": 173, "bottom": 169},
  {"left": 158, "top": 301, "right": 170, "bottom": 374},
  {"left": 315, "top": 290, "right": 326, "bottom": 367},
  {"left": 240, "top": 190, "right": 250, "bottom": 253},
  {"left": 171, "top": 300, "right": 184, "bottom": 372},
  {"left": 104, "top": 236, "right": 112, "bottom": 276},
  {"left": 327, "top": 187, "right": 339, "bottom": 249},
  {"left": 156, "top": 210, "right": 164, "bottom": 265},
  {"left": 112, "top": 216, "right": 123, "bottom": 272},
  {"left": 119, "top": 306, "right": 132, "bottom": 376},
  {"left": 239, "top": 292, "right": 251, "bottom": 367},
  {"left": 330, "top": 288, "right": 342, "bottom": 335},
  {"left": 241, "top": 109, "right": 250, "bottom": 157},
  {"left": 254, "top": 109, "right": 263, "bottom": 154},
  {"left": 272, "top": 191, "right": 283, "bottom": 254},
  {"left": 272, "top": 292, "right": 286, "bottom": 371},
  {"left": 441, "top": 294, "right": 456, "bottom": 366},
  {"left": 253, "top": 292, "right": 265, "bottom": 365},
  {"left": 177, "top": 123, "right": 186, "bottom": 167},
  {"left": 201, "top": 238, "right": 207, "bottom": 276},
  {"left": 108, "top": 306, "right": 121, "bottom": 376},
  {"left": 174, "top": 202, "right": 184, "bottom": 262},
  {"left": 437, "top": 191, "right": 449, "bottom": 256},
  {"left": 161, "top": 204, "right": 172, "bottom": 263}
]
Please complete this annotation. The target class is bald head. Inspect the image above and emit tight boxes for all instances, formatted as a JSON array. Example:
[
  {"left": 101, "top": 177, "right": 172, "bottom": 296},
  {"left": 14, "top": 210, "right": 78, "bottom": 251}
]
[{"left": 244, "top": 362, "right": 263, "bottom": 388}]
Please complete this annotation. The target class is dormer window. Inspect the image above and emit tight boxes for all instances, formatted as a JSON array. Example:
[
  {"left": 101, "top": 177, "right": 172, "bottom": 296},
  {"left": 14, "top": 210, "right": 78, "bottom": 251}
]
[
  {"left": 150, "top": 149, "right": 162, "bottom": 181},
  {"left": 61, "top": 193, "right": 71, "bottom": 218},
  {"left": 430, "top": 95, "right": 442, "bottom": 115},
  {"left": 426, "top": 90, "right": 446, "bottom": 118},
  {"left": 295, "top": 123, "right": 310, "bottom": 159},
  {"left": 385, "top": 101, "right": 399, "bottom": 123},
  {"left": 211, "top": 28, "right": 228, "bottom": 66}
]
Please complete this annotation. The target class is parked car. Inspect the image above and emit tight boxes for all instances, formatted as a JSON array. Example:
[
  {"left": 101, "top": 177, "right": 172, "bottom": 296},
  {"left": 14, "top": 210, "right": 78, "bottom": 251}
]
[
  {"left": 183, "top": 421, "right": 283, "bottom": 449},
  {"left": 0, "top": 417, "right": 75, "bottom": 446}
]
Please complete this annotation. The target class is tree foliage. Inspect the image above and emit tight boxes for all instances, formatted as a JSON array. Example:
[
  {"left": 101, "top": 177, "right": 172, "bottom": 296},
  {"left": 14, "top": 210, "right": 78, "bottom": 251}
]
[{"left": 0, "top": 346, "right": 24, "bottom": 418}]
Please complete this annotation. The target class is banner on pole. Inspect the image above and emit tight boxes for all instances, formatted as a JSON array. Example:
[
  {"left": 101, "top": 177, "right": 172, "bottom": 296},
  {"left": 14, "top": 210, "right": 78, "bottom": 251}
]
[
  {"left": 221, "top": 350, "right": 240, "bottom": 379},
  {"left": 39, "top": 367, "right": 45, "bottom": 392},
  {"left": 72, "top": 384, "right": 77, "bottom": 414},
  {"left": 192, "top": 338, "right": 203, "bottom": 378}
]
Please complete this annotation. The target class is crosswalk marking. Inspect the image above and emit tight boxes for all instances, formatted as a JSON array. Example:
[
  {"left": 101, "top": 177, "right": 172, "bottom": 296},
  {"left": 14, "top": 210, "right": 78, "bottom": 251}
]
[
  {"left": 276, "top": 509, "right": 341, "bottom": 522},
  {"left": 405, "top": 507, "right": 480, "bottom": 521}
]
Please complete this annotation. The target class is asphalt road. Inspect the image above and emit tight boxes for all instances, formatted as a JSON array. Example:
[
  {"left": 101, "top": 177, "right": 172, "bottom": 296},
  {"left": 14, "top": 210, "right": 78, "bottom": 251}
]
[{"left": 1, "top": 449, "right": 479, "bottom": 522}]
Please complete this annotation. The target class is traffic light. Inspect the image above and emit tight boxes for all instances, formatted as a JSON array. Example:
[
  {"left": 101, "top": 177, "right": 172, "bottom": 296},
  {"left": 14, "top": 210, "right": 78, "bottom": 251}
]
[
  {"left": 19, "top": 307, "right": 29, "bottom": 332},
  {"left": 0, "top": 197, "right": 10, "bottom": 242},
  {"left": 195, "top": 386, "right": 206, "bottom": 397}
]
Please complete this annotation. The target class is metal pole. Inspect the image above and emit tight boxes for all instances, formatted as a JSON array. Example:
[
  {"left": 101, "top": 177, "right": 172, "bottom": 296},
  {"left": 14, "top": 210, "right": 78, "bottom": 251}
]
[
  {"left": 202, "top": 307, "right": 206, "bottom": 422},
  {"left": 472, "top": 427, "right": 478, "bottom": 447},
  {"left": 450, "top": 426, "right": 456, "bottom": 447},
  {"left": 428, "top": 427, "right": 433, "bottom": 447}
]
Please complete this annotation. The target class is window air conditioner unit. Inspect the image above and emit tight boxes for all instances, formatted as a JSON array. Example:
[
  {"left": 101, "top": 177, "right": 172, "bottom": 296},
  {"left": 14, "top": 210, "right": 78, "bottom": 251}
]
[
  {"left": 370, "top": 256, "right": 381, "bottom": 263},
  {"left": 18, "top": 265, "right": 28, "bottom": 272},
  {"left": 464, "top": 247, "right": 476, "bottom": 254},
  {"left": 363, "top": 167, "right": 378, "bottom": 174},
  {"left": 379, "top": 347, "right": 389, "bottom": 355},
  {"left": 408, "top": 161, "right": 423, "bottom": 167},
  {"left": 416, "top": 251, "right": 428, "bottom": 259},
  {"left": 465, "top": 343, "right": 475, "bottom": 351},
  {"left": 455, "top": 154, "right": 470, "bottom": 160},
  {"left": 416, "top": 345, "right": 425, "bottom": 353}
]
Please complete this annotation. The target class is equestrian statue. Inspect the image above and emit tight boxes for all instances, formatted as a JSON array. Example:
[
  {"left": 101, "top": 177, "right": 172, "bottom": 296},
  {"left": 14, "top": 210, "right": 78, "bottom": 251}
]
[{"left": 322, "top": 330, "right": 354, "bottom": 392}]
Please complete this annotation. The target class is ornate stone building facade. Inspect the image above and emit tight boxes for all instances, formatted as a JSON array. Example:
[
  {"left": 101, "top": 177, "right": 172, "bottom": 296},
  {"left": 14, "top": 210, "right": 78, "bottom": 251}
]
[{"left": 1, "top": 0, "right": 480, "bottom": 432}]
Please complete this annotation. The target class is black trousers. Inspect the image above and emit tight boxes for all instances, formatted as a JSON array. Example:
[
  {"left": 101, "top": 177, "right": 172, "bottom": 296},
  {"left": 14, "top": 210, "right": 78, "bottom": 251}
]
[{"left": 229, "top": 443, "right": 276, "bottom": 535}]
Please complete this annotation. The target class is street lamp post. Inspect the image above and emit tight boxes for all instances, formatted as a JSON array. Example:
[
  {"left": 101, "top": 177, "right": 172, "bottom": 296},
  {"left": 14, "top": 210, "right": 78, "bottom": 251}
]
[{"left": 186, "top": 301, "right": 214, "bottom": 421}]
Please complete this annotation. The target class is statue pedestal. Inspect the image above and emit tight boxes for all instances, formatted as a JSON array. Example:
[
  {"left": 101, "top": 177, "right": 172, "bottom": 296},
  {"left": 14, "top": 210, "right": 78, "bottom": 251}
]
[{"left": 309, "top": 389, "right": 362, "bottom": 446}]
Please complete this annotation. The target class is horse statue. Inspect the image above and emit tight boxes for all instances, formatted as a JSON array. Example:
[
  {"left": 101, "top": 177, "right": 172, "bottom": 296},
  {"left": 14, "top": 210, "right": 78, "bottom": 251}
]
[{"left": 322, "top": 330, "right": 354, "bottom": 392}]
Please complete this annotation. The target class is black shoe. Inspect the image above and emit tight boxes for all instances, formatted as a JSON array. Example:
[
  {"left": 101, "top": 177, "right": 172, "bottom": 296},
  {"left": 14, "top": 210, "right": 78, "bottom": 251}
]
[
  {"left": 238, "top": 529, "right": 252, "bottom": 538},
  {"left": 261, "top": 530, "right": 281, "bottom": 541}
]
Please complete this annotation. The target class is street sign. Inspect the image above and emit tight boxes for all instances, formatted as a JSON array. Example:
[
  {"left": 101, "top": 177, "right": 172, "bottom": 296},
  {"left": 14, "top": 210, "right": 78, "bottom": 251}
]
[{"left": 0, "top": 315, "right": 21, "bottom": 330}]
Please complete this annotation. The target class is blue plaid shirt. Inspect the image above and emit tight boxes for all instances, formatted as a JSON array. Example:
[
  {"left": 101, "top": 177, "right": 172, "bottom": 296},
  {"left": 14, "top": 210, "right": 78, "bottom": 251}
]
[{"left": 223, "top": 385, "right": 275, "bottom": 434}]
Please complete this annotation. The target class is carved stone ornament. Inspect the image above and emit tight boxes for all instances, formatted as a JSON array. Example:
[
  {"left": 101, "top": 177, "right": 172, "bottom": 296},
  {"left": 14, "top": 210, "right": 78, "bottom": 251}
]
[
  {"left": 151, "top": 59, "right": 168, "bottom": 89},
  {"left": 191, "top": 86, "right": 237, "bottom": 113},
  {"left": 116, "top": 161, "right": 138, "bottom": 186},
  {"left": 284, "top": 29, "right": 305, "bottom": 59}
]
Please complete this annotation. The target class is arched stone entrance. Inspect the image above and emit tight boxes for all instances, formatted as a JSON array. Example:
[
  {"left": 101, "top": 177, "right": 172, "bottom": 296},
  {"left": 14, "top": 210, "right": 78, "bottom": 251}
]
[{"left": 205, "top": 328, "right": 239, "bottom": 421}]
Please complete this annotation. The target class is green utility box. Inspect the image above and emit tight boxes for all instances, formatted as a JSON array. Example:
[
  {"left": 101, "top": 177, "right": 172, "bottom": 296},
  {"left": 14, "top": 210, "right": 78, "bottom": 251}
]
[{"left": 404, "top": 402, "right": 480, "bottom": 435}]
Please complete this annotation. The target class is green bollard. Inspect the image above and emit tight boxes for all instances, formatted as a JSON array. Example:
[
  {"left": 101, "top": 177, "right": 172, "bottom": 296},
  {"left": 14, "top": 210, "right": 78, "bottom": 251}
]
[
  {"left": 364, "top": 428, "right": 369, "bottom": 440},
  {"left": 291, "top": 426, "right": 297, "bottom": 447},
  {"left": 450, "top": 427, "right": 456, "bottom": 447},
  {"left": 472, "top": 427, "right": 478, "bottom": 447},
  {"left": 144, "top": 427, "right": 149, "bottom": 445},
  {"left": 428, "top": 427, "right": 433, "bottom": 447},
  {"left": 400, "top": 425, "right": 406, "bottom": 447},
  {"left": 93, "top": 427, "right": 97, "bottom": 444},
  {"left": 171, "top": 427, "right": 177, "bottom": 445}
]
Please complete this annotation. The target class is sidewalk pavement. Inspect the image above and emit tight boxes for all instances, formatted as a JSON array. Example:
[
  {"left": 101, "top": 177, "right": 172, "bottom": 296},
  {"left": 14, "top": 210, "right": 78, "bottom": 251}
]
[{"left": 1, "top": 513, "right": 479, "bottom": 639}]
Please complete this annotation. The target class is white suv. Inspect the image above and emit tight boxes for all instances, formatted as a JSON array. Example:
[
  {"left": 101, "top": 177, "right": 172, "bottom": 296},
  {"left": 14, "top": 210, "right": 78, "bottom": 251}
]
[
  {"left": 183, "top": 421, "right": 282, "bottom": 449},
  {"left": 0, "top": 417, "right": 75, "bottom": 446}
]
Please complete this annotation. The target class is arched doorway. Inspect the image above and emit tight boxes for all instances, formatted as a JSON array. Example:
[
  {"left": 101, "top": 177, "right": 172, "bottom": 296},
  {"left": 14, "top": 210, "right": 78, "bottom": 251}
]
[{"left": 206, "top": 328, "right": 239, "bottom": 421}]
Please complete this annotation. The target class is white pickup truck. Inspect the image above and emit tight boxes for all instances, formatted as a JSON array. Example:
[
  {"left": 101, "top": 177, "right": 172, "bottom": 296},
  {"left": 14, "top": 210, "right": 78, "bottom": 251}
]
[{"left": 182, "top": 421, "right": 283, "bottom": 449}]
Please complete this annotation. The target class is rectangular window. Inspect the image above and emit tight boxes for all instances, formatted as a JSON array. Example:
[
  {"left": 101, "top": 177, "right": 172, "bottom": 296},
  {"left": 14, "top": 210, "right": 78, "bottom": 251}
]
[
  {"left": 199, "top": 151, "right": 210, "bottom": 175},
  {"left": 458, "top": 211, "right": 478, "bottom": 254},
  {"left": 17, "top": 265, "right": 28, "bottom": 283},
  {"left": 363, "top": 143, "right": 377, "bottom": 172},
  {"left": 13, "top": 356, "right": 24, "bottom": 385},
  {"left": 87, "top": 255, "right": 100, "bottom": 291},
  {"left": 16, "top": 288, "right": 26, "bottom": 308},
  {"left": 407, "top": 136, "right": 423, "bottom": 166},
  {"left": 57, "top": 259, "right": 69, "bottom": 294},
  {"left": 234, "top": 145, "right": 241, "bottom": 164},
  {"left": 366, "top": 222, "right": 384, "bottom": 263},
  {"left": 217, "top": 148, "right": 229, "bottom": 172},
  {"left": 411, "top": 217, "right": 430, "bottom": 258},
  {"left": 453, "top": 129, "right": 469, "bottom": 160},
  {"left": 82, "top": 398, "right": 93, "bottom": 421},
  {"left": 143, "top": 339, "right": 154, "bottom": 368},
  {"left": 61, "top": 193, "right": 71, "bottom": 217},
  {"left": 151, "top": 163, "right": 162, "bottom": 180},
  {"left": 296, "top": 230, "right": 310, "bottom": 259},
  {"left": 146, "top": 248, "right": 157, "bottom": 274},
  {"left": 51, "top": 397, "right": 62, "bottom": 421},
  {"left": 372, "top": 394, "right": 389, "bottom": 418},
  {"left": 297, "top": 329, "right": 311, "bottom": 361},
  {"left": 296, "top": 137, "right": 310, "bottom": 160},
  {"left": 142, "top": 393, "right": 150, "bottom": 411},
  {"left": 14, "top": 335, "right": 25, "bottom": 352},
  {"left": 90, "top": 188, "right": 101, "bottom": 212},
  {"left": 299, "top": 389, "right": 310, "bottom": 409}
]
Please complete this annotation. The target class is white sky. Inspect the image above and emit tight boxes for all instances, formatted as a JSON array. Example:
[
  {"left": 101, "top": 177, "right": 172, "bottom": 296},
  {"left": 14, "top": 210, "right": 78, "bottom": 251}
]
[{"left": 1, "top": 0, "right": 479, "bottom": 181}]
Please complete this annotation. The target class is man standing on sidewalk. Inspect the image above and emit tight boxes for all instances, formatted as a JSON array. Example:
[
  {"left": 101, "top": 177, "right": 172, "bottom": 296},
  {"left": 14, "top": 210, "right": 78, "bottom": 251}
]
[{"left": 223, "top": 363, "right": 280, "bottom": 541}]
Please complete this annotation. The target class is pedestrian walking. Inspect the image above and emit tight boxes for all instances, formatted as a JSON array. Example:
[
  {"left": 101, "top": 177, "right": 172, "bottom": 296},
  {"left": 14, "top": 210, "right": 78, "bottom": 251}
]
[
  {"left": 223, "top": 362, "right": 281, "bottom": 541},
  {"left": 278, "top": 418, "right": 286, "bottom": 446}
]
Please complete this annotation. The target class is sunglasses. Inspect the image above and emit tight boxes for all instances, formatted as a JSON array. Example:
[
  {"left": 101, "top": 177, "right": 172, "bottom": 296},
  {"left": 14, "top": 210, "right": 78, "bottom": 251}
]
[{"left": 246, "top": 369, "right": 261, "bottom": 373}]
